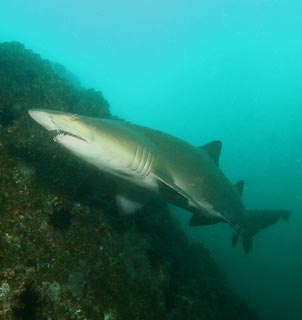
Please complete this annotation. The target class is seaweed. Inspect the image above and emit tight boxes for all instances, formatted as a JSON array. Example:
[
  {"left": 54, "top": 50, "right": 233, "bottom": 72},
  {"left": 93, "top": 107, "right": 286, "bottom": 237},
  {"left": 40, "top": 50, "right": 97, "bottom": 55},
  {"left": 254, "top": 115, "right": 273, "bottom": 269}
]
[{"left": 0, "top": 41, "right": 258, "bottom": 319}]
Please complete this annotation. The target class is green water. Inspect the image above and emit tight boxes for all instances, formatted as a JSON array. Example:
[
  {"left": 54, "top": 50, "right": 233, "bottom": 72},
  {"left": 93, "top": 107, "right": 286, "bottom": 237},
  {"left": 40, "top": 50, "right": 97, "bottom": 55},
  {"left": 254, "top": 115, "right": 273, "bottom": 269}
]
[{"left": 1, "top": 1, "right": 302, "bottom": 319}]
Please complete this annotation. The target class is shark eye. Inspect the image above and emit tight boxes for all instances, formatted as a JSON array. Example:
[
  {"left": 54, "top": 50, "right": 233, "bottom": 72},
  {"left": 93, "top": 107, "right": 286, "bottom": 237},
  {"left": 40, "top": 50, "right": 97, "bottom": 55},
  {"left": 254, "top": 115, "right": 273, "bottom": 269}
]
[{"left": 69, "top": 115, "right": 78, "bottom": 121}]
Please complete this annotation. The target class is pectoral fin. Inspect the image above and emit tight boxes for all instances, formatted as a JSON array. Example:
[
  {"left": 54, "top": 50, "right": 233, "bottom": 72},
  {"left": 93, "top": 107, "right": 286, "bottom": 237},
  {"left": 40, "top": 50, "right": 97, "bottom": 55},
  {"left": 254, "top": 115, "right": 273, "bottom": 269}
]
[
  {"left": 153, "top": 169, "right": 228, "bottom": 224},
  {"left": 153, "top": 170, "right": 194, "bottom": 204},
  {"left": 153, "top": 170, "right": 205, "bottom": 212}
]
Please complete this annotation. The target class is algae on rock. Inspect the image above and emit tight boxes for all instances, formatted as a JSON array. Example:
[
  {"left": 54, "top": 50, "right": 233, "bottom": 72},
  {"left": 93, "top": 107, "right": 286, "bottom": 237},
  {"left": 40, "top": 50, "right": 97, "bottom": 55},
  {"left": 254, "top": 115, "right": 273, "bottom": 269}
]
[{"left": 0, "top": 42, "right": 258, "bottom": 320}]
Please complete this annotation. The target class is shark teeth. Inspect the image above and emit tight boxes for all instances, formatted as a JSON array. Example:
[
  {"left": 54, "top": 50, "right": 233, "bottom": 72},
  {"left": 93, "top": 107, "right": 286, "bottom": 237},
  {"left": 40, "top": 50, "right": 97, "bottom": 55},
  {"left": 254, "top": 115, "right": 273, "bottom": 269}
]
[
  {"left": 53, "top": 132, "right": 65, "bottom": 142},
  {"left": 52, "top": 130, "right": 87, "bottom": 143}
]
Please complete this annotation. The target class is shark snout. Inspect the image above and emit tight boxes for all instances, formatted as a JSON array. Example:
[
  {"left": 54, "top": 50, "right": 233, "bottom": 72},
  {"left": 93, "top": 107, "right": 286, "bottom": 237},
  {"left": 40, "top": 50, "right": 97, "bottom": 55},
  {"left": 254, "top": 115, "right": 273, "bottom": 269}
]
[{"left": 28, "top": 109, "right": 58, "bottom": 131}]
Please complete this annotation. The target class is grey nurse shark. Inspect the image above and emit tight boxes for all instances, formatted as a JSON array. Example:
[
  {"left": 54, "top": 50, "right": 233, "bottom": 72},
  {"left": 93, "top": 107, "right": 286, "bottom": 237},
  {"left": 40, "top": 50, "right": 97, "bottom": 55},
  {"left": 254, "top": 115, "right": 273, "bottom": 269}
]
[{"left": 28, "top": 109, "right": 291, "bottom": 253}]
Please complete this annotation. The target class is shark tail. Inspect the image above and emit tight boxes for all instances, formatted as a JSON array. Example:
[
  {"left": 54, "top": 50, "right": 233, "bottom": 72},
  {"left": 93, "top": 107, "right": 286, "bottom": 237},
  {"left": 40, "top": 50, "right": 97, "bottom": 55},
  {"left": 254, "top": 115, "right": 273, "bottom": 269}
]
[{"left": 232, "top": 209, "right": 292, "bottom": 254}]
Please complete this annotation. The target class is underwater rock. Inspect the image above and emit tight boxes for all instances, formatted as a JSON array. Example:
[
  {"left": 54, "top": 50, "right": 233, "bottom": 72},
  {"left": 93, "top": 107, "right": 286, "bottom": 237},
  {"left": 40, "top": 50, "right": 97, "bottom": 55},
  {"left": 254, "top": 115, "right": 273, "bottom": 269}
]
[
  {"left": 0, "top": 41, "right": 110, "bottom": 126},
  {"left": 50, "top": 61, "right": 82, "bottom": 88},
  {"left": 0, "top": 42, "right": 258, "bottom": 319}
]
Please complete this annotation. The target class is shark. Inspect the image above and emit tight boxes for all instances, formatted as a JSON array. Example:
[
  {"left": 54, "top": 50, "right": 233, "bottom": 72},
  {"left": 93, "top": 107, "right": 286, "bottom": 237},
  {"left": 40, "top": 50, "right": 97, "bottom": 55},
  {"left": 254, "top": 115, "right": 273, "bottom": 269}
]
[{"left": 28, "top": 109, "right": 291, "bottom": 253}]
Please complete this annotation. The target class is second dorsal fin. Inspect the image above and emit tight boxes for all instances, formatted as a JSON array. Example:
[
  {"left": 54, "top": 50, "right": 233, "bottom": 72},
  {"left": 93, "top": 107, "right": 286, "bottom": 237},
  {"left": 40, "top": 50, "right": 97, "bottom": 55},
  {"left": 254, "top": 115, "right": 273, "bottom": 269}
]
[
  {"left": 200, "top": 140, "right": 222, "bottom": 166},
  {"left": 234, "top": 180, "right": 244, "bottom": 197}
]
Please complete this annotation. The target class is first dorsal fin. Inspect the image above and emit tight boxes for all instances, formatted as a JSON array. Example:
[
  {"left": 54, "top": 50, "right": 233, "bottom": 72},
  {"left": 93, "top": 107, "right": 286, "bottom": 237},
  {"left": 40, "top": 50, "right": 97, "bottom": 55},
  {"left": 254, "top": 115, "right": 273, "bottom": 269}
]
[
  {"left": 234, "top": 180, "right": 244, "bottom": 197},
  {"left": 199, "top": 140, "right": 222, "bottom": 166}
]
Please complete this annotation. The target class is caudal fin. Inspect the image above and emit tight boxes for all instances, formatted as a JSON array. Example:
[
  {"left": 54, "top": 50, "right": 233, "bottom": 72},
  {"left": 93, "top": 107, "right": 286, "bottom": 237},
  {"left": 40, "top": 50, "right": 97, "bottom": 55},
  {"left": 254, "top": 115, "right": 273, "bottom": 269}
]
[
  {"left": 232, "top": 209, "right": 292, "bottom": 254},
  {"left": 242, "top": 230, "right": 253, "bottom": 253}
]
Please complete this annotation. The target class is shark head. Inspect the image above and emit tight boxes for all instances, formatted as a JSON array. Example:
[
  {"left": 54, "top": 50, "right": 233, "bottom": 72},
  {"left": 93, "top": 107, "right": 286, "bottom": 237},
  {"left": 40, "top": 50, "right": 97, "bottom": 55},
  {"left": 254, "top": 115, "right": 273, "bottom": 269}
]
[
  {"left": 28, "top": 109, "right": 98, "bottom": 158},
  {"left": 28, "top": 109, "right": 144, "bottom": 175}
]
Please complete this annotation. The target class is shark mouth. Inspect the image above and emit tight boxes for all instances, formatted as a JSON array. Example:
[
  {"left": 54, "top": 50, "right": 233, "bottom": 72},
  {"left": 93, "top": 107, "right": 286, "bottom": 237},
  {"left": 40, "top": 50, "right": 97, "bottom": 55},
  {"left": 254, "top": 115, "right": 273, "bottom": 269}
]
[{"left": 52, "top": 130, "right": 88, "bottom": 143}]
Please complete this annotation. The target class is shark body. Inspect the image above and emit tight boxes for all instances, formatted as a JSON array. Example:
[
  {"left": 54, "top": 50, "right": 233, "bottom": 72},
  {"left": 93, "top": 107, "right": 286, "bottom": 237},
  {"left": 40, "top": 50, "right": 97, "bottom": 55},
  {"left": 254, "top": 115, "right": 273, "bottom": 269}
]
[{"left": 28, "top": 109, "right": 291, "bottom": 253}]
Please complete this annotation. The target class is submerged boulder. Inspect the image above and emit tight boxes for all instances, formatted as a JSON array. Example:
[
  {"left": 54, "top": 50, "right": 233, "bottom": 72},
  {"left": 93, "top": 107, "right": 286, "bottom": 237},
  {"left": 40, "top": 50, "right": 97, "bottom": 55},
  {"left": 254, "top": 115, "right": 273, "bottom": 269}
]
[{"left": 0, "top": 42, "right": 258, "bottom": 320}]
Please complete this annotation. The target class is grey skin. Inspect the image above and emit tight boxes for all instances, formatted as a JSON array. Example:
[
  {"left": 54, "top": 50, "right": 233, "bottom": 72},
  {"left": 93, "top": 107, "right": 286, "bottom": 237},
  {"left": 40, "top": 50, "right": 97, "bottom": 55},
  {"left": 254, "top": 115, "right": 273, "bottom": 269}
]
[{"left": 28, "top": 109, "right": 291, "bottom": 253}]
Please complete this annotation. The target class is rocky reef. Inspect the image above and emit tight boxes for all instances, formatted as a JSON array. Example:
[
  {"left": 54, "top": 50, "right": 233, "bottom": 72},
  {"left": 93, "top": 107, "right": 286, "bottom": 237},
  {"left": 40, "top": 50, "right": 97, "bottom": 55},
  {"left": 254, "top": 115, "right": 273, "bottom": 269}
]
[{"left": 0, "top": 42, "right": 258, "bottom": 319}]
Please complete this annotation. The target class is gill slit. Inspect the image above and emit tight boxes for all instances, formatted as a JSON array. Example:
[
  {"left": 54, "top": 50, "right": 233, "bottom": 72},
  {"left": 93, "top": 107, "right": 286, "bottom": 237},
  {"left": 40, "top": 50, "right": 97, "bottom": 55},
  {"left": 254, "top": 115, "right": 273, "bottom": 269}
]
[
  {"left": 141, "top": 149, "right": 152, "bottom": 176},
  {"left": 130, "top": 144, "right": 140, "bottom": 171},
  {"left": 129, "top": 145, "right": 154, "bottom": 177},
  {"left": 137, "top": 147, "right": 147, "bottom": 174}
]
